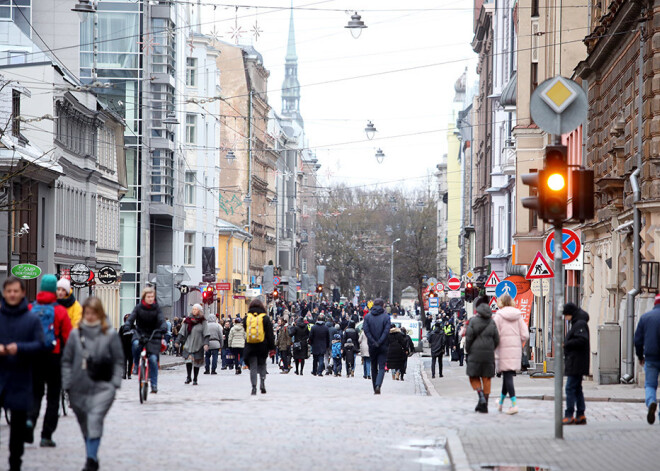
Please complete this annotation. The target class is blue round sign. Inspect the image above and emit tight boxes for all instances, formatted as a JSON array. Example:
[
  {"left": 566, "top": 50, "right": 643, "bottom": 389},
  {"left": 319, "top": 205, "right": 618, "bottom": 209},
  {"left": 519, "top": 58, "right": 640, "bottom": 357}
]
[{"left": 495, "top": 280, "right": 517, "bottom": 299}]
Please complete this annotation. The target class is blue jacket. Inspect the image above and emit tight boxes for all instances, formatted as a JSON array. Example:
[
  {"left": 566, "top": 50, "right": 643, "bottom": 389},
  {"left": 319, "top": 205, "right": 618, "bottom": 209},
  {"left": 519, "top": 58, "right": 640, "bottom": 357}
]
[
  {"left": 635, "top": 304, "right": 660, "bottom": 362},
  {"left": 0, "top": 298, "right": 44, "bottom": 411},
  {"left": 363, "top": 306, "right": 391, "bottom": 349}
]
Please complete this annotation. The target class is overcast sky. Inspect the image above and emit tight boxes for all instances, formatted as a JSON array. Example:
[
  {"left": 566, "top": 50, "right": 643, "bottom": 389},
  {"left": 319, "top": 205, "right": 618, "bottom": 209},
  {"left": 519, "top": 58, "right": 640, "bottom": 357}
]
[{"left": 199, "top": 0, "right": 475, "bottom": 192}]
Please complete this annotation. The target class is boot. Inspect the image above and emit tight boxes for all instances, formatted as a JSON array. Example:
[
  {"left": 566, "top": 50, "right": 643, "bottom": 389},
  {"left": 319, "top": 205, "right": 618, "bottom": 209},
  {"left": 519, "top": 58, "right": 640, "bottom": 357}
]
[
  {"left": 484, "top": 394, "right": 490, "bottom": 414},
  {"left": 260, "top": 378, "right": 267, "bottom": 394},
  {"left": 476, "top": 390, "right": 487, "bottom": 413},
  {"left": 82, "top": 457, "right": 99, "bottom": 471},
  {"left": 251, "top": 386, "right": 257, "bottom": 396}
]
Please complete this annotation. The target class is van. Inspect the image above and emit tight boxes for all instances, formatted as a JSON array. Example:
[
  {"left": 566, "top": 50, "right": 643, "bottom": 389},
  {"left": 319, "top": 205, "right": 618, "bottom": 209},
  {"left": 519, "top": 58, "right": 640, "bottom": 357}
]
[{"left": 357, "top": 316, "right": 423, "bottom": 352}]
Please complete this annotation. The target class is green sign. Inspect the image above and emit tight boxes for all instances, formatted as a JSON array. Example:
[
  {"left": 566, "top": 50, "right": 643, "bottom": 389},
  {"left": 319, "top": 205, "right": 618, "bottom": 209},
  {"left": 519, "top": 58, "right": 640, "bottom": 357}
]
[{"left": 11, "top": 264, "right": 42, "bottom": 280}]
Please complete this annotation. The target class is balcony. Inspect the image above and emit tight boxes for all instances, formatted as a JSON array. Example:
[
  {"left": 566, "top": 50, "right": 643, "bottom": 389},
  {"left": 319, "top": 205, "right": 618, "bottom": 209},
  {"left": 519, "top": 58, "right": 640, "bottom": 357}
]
[{"left": 501, "top": 139, "right": 516, "bottom": 175}]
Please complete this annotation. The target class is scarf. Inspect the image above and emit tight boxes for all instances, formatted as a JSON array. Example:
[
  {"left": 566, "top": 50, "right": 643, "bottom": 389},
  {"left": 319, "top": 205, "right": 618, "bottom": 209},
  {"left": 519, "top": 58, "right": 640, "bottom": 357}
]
[
  {"left": 82, "top": 318, "right": 101, "bottom": 327},
  {"left": 184, "top": 315, "right": 204, "bottom": 331},
  {"left": 58, "top": 292, "right": 76, "bottom": 308}
]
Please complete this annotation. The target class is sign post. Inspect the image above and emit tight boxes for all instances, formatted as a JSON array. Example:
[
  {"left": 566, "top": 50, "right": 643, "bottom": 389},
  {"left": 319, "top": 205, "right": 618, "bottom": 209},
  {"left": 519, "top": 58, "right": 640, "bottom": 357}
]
[{"left": 553, "top": 224, "right": 565, "bottom": 439}]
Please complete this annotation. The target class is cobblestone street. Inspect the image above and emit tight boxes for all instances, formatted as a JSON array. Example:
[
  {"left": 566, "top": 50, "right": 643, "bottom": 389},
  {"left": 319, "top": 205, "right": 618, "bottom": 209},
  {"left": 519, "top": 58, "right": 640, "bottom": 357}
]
[{"left": 3, "top": 355, "right": 660, "bottom": 471}]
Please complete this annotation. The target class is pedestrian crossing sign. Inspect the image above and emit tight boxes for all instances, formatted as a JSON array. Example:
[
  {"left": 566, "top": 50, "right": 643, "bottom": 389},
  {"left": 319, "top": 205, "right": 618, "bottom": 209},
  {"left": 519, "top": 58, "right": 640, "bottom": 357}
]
[{"left": 526, "top": 251, "right": 554, "bottom": 280}]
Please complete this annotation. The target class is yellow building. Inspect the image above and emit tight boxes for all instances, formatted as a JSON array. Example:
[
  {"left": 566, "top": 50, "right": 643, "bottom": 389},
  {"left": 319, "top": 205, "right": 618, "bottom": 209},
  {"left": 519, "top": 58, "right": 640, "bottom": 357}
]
[{"left": 217, "top": 219, "right": 252, "bottom": 319}]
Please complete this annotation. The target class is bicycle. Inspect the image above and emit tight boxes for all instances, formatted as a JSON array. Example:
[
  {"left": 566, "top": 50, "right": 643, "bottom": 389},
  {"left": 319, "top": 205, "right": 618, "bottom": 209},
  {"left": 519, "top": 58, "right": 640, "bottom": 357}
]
[{"left": 137, "top": 331, "right": 159, "bottom": 404}]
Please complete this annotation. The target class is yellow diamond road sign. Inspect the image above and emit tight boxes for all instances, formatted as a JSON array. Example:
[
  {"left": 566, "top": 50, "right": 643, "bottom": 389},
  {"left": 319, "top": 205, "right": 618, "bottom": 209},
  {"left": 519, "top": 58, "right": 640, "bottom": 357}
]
[{"left": 540, "top": 76, "right": 577, "bottom": 113}]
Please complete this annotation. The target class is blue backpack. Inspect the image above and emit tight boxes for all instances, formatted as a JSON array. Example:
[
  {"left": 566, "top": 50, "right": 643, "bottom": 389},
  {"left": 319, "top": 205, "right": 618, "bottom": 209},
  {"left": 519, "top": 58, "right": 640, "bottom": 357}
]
[
  {"left": 331, "top": 341, "right": 342, "bottom": 358},
  {"left": 31, "top": 302, "right": 57, "bottom": 350}
]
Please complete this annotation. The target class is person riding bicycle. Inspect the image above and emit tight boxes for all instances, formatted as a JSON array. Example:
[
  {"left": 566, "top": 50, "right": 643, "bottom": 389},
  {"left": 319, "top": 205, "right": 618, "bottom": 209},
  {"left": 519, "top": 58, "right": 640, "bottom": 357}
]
[{"left": 124, "top": 287, "right": 166, "bottom": 394}]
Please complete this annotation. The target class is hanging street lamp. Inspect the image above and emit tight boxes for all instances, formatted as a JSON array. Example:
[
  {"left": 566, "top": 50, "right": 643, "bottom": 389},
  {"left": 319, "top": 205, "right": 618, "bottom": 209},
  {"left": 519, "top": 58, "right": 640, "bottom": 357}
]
[
  {"left": 375, "top": 148, "right": 385, "bottom": 164},
  {"left": 345, "top": 12, "right": 367, "bottom": 39},
  {"left": 365, "top": 121, "right": 377, "bottom": 140}
]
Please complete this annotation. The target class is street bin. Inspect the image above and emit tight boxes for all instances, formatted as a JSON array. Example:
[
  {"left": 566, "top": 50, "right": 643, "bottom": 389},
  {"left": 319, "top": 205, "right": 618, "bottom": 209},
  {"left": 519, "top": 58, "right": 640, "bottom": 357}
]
[{"left": 597, "top": 323, "right": 621, "bottom": 384}]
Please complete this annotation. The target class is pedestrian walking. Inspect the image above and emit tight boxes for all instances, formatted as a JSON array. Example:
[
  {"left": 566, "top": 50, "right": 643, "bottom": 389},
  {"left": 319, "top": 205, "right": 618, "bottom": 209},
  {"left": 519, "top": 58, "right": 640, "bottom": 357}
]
[
  {"left": 635, "top": 293, "right": 660, "bottom": 424},
  {"left": 493, "top": 294, "right": 529, "bottom": 415},
  {"left": 400, "top": 326, "right": 415, "bottom": 381},
  {"left": 358, "top": 329, "right": 371, "bottom": 379},
  {"left": 221, "top": 320, "right": 232, "bottom": 370},
  {"left": 457, "top": 321, "right": 466, "bottom": 366},
  {"left": 117, "top": 314, "right": 133, "bottom": 379},
  {"left": 56, "top": 278, "right": 82, "bottom": 329},
  {"left": 276, "top": 317, "right": 292, "bottom": 373},
  {"left": 428, "top": 323, "right": 446, "bottom": 378},
  {"left": 363, "top": 298, "right": 391, "bottom": 394},
  {"left": 343, "top": 338, "right": 356, "bottom": 377},
  {"left": 292, "top": 316, "right": 309, "bottom": 375},
  {"left": 309, "top": 313, "right": 330, "bottom": 376},
  {"left": 562, "top": 303, "right": 590, "bottom": 425},
  {"left": 176, "top": 305, "right": 209, "bottom": 385},
  {"left": 0, "top": 277, "right": 43, "bottom": 471},
  {"left": 387, "top": 325, "right": 408, "bottom": 381},
  {"left": 27, "top": 274, "right": 72, "bottom": 447},
  {"left": 465, "top": 295, "right": 500, "bottom": 413},
  {"left": 228, "top": 317, "right": 246, "bottom": 374},
  {"left": 204, "top": 315, "right": 223, "bottom": 375},
  {"left": 62, "top": 297, "right": 123, "bottom": 471},
  {"left": 124, "top": 287, "right": 166, "bottom": 393},
  {"left": 331, "top": 333, "right": 343, "bottom": 376},
  {"left": 243, "top": 299, "right": 276, "bottom": 395}
]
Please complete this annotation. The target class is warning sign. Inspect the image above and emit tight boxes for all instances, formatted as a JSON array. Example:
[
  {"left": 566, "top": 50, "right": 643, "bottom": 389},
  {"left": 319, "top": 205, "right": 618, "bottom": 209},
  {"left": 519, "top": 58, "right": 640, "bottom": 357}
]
[
  {"left": 485, "top": 271, "right": 500, "bottom": 287},
  {"left": 489, "top": 297, "right": 499, "bottom": 312},
  {"left": 526, "top": 251, "right": 554, "bottom": 280}
]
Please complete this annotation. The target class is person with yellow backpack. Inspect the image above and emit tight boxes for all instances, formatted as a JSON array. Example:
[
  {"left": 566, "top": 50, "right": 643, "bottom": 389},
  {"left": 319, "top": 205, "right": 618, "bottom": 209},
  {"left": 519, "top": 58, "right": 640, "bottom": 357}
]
[{"left": 243, "top": 299, "right": 276, "bottom": 395}]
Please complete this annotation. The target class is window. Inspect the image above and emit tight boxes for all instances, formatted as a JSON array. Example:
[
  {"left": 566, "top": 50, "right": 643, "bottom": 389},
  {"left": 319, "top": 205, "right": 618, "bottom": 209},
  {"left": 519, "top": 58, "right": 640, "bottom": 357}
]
[
  {"left": 11, "top": 90, "right": 20, "bottom": 137},
  {"left": 184, "top": 232, "right": 195, "bottom": 266},
  {"left": 301, "top": 258, "right": 307, "bottom": 274},
  {"left": 186, "top": 58, "right": 197, "bottom": 86},
  {"left": 185, "top": 171, "right": 195, "bottom": 205},
  {"left": 531, "top": 0, "right": 539, "bottom": 17},
  {"left": 186, "top": 114, "right": 196, "bottom": 144}
]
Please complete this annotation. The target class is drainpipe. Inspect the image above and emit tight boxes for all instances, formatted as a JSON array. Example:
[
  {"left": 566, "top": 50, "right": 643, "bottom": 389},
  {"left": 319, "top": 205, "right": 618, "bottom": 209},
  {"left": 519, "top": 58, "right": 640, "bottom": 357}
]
[
  {"left": 225, "top": 230, "right": 235, "bottom": 317},
  {"left": 623, "top": 26, "right": 645, "bottom": 383}
]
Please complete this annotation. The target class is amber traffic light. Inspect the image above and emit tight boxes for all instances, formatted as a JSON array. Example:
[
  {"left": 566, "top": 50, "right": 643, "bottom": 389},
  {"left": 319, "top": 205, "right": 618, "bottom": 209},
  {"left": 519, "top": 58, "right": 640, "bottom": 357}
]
[{"left": 521, "top": 145, "right": 568, "bottom": 223}]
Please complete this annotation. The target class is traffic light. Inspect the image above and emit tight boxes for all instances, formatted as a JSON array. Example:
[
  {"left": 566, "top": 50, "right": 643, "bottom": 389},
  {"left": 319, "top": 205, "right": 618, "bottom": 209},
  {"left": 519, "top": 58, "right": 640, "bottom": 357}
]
[
  {"left": 521, "top": 145, "right": 568, "bottom": 223},
  {"left": 272, "top": 288, "right": 279, "bottom": 300},
  {"left": 202, "top": 285, "right": 214, "bottom": 305},
  {"left": 428, "top": 290, "right": 437, "bottom": 298},
  {"left": 464, "top": 281, "right": 475, "bottom": 302},
  {"left": 571, "top": 169, "right": 594, "bottom": 222},
  {"left": 316, "top": 284, "right": 323, "bottom": 293}
]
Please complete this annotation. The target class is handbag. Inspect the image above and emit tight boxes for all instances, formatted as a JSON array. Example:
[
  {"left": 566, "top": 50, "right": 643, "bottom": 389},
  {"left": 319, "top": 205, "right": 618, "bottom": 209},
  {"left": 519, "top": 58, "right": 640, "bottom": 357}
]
[
  {"left": 80, "top": 334, "right": 114, "bottom": 382},
  {"left": 292, "top": 341, "right": 302, "bottom": 352}
]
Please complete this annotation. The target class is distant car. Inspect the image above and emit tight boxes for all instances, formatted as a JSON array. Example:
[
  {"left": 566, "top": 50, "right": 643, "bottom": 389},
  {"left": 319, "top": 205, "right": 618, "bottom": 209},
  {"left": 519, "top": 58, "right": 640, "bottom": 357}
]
[{"left": 356, "top": 317, "right": 423, "bottom": 352}]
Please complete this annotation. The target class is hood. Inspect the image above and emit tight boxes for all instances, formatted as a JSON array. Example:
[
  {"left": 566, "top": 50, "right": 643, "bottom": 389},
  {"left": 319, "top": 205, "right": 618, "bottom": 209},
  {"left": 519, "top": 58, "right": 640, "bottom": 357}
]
[
  {"left": 297, "top": 318, "right": 306, "bottom": 328},
  {"left": 1, "top": 297, "right": 29, "bottom": 317},
  {"left": 36, "top": 291, "right": 57, "bottom": 305},
  {"left": 370, "top": 306, "right": 385, "bottom": 316},
  {"left": 476, "top": 303, "right": 493, "bottom": 319},
  {"left": 389, "top": 327, "right": 401, "bottom": 334},
  {"left": 325, "top": 321, "right": 333, "bottom": 328},
  {"left": 564, "top": 302, "right": 590, "bottom": 324},
  {"left": 497, "top": 306, "right": 522, "bottom": 322},
  {"left": 207, "top": 315, "right": 217, "bottom": 323}
]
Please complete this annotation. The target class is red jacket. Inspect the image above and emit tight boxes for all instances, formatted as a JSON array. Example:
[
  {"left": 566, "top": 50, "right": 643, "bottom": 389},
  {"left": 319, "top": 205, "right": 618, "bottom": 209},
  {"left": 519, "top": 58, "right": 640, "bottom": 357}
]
[{"left": 30, "top": 292, "right": 72, "bottom": 354}]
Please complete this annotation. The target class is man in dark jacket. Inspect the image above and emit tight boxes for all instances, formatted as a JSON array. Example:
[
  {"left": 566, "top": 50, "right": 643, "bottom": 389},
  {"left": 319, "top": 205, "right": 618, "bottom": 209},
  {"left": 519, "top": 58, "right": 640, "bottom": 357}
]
[
  {"left": 562, "top": 303, "right": 590, "bottom": 425},
  {"left": 634, "top": 294, "right": 660, "bottom": 424},
  {"left": 0, "top": 276, "right": 43, "bottom": 471},
  {"left": 428, "top": 323, "right": 446, "bottom": 378},
  {"left": 363, "top": 298, "right": 391, "bottom": 394},
  {"left": 309, "top": 314, "right": 330, "bottom": 376},
  {"left": 343, "top": 321, "right": 359, "bottom": 348}
]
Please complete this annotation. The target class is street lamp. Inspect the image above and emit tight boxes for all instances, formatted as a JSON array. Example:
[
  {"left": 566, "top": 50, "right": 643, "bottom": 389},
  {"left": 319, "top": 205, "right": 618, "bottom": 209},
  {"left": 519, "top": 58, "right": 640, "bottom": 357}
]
[
  {"left": 72, "top": 0, "right": 95, "bottom": 14},
  {"left": 162, "top": 111, "right": 179, "bottom": 126},
  {"left": 72, "top": 0, "right": 98, "bottom": 81},
  {"left": 365, "top": 121, "right": 377, "bottom": 140},
  {"left": 375, "top": 148, "right": 385, "bottom": 164},
  {"left": 390, "top": 238, "right": 401, "bottom": 303},
  {"left": 225, "top": 150, "right": 237, "bottom": 164},
  {"left": 345, "top": 11, "right": 367, "bottom": 39}
]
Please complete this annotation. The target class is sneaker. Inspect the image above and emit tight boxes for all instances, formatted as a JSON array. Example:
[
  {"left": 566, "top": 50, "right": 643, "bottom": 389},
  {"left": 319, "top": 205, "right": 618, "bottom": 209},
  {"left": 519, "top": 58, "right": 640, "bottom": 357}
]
[
  {"left": 40, "top": 438, "right": 56, "bottom": 447},
  {"left": 24, "top": 421, "right": 34, "bottom": 444},
  {"left": 562, "top": 417, "right": 576, "bottom": 425},
  {"left": 374, "top": 386, "right": 381, "bottom": 395},
  {"left": 648, "top": 403, "right": 657, "bottom": 425},
  {"left": 506, "top": 406, "right": 519, "bottom": 415},
  {"left": 575, "top": 415, "right": 587, "bottom": 425}
]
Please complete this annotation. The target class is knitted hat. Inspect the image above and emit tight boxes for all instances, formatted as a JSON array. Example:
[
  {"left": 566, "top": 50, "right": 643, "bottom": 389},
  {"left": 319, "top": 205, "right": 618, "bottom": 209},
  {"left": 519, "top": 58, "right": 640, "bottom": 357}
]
[
  {"left": 40, "top": 274, "right": 58, "bottom": 294},
  {"left": 654, "top": 294, "right": 660, "bottom": 305},
  {"left": 57, "top": 278, "right": 71, "bottom": 293}
]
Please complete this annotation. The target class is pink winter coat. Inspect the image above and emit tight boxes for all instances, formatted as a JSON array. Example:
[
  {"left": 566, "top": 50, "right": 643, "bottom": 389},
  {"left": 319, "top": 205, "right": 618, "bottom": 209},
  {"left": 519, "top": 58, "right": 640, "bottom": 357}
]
[{"left": 493, "top": 306, "right": 529, "bottom": 373}]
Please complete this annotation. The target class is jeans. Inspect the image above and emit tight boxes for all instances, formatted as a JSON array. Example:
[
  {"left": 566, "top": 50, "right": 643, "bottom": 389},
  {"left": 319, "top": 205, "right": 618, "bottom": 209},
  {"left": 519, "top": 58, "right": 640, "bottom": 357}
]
[
  {"left": 565, "top": 375, "right": 585, "bottom": 417},
  {"left": 333, "top": 357, "right": 342, "bottom": 375},
  {"left": 312, "top": 354, "right": 325, "bottom": 375},
  {"left": 231, "top": 347, "right": 244, "bottom": 368},
  {"left": 4, "top": 407, "right": 26, "bottom": 471},
  {"left": 644, "top": 360, "right": 660, "bottom": 408},
  {"left": 222, "top": 348, "right": 233, "bottom": 369},
  {"left": 248, "top": 356, "right": 267, "bottom": 388},
  {"left": 345, "top": 357, "right": 355, "bottom": 375},
  {"left": 205, "top": 349, "right": 219, "bottom": 372},
  {"left": 29, "top": 353, "right": 61, "bottom": 440},
  {"left": 431, "top": 354, "right": 443, "bottom": 377},
  {"left": 362, "top": 357, "right": 371, "bottom": 377},
  {"left": 132, "top": 340, "right": 159, "bottom": 389},
  {"left": 280, "top": 348, "right": 290, "bottom": 370},
  {"left": 369, "top": 344, "right": 388, "bottom": 390}
]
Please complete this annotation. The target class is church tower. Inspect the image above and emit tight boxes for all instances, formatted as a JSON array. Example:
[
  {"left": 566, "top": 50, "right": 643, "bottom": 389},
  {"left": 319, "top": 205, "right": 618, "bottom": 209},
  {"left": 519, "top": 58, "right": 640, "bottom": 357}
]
[{"left": 281, "top": 5, "right": 303, "bottom": 128}]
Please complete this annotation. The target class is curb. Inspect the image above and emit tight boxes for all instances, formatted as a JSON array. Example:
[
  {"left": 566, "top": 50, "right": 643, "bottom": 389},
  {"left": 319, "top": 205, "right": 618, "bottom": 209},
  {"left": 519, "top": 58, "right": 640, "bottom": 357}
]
[
  {"left": 517, "top": 394, "right": 644, "bottom": 404},
  {"left": 444, "top": 429, "right": 472, "bottom": 471},
  {"left": 159, "top": 360, "right": 185, "bottom": 370},
  {"left": 420, "top": 365, "right": 440, "bottom": 397}
]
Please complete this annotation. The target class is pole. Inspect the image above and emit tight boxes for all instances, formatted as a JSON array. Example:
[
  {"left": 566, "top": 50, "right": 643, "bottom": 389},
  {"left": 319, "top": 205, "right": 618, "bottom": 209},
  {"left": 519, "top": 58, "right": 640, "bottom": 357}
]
[
  {"left": 390, "top": 243, "right": 394, "bottom": 303},
  {"left": 553, "top": 223, "right": 565, "bottom": 439}
]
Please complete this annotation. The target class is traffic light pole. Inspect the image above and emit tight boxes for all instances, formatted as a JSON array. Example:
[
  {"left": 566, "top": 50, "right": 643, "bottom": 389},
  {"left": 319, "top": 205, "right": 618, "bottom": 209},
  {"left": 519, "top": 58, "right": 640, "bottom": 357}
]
[{"left": 553, "top": 222, "right": 565, "bottom": 439}]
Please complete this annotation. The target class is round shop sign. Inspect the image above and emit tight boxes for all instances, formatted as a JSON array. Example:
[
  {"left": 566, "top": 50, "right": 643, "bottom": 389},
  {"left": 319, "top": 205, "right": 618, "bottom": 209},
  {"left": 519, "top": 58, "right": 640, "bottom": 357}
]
[
  {"left": 97, "top": 266, "right": 118, "bottom": 284},
  {"left": 70, "top": 263, "right": 91, "bottom": 285},
  {"left": 11, "top": 263, "right": 41, "bottom": 280}
]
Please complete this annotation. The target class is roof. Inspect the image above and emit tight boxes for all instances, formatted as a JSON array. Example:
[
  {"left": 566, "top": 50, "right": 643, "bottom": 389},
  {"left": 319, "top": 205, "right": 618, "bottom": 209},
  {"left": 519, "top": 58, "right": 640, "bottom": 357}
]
[
  {"left": 500, "top": 71, "right": 517, "bottom": 111},
  {"left": 216, "top": 218, "right": 252, "bottom": 240}
]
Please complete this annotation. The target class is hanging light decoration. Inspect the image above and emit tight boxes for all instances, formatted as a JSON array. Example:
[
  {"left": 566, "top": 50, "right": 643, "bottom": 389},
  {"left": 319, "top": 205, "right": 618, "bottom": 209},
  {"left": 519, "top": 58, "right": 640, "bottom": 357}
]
[
  {"left": 375, "top": 148, "right": 385, "bottom": 164},
  {"left": 345, "top": 11, "right": 367, "bottom": 39},
  {"left": 162, "top": 111, "right": 179, "bottom": 125},
  {"left": 365, "top": 121, "right": 377, "bottom": 140},
  {"left": 225, "top": 150, "right": 237, "bottom": 164}
]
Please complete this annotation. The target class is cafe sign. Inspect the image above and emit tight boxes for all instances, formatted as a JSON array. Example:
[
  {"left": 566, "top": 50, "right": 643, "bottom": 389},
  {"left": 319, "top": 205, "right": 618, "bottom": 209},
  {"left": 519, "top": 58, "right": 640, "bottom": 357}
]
[{"left": 11, "top": 264, "right": 41, "bottom": 280}]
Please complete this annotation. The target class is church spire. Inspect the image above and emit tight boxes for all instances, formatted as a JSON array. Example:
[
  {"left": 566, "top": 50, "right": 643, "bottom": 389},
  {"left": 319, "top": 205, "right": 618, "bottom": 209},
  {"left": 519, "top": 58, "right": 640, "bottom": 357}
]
[{"left": 282, "top": 2, "right": 303, "bottom": 128}]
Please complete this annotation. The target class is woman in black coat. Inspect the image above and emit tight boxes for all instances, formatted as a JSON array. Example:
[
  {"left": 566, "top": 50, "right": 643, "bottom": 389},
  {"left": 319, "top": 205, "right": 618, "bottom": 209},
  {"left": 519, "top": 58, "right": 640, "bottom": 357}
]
[
  {"left": 465, "top": 296, "right": 500, "bottom": 413},
  {"left": 386, "top": 327, "right": 408, "bottom": 380},
  {"left": 118, "top": 314, "right": 134, "bottom": 379},
  {"left": 242, "top": 299, "right": 276, "bottom": 395},
  {"left": 291, "top": 317, "right": 310, "bottom": 375}
]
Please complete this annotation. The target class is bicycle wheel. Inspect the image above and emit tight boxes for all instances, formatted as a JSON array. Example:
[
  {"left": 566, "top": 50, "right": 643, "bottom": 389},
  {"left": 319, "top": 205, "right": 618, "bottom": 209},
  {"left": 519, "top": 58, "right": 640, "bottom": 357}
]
[
  {"left": 139, "top": 360, "right": 148, "bottom": 403},
  {"left": 60, "top": 390, "right": 68, "bottom": 416}
]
